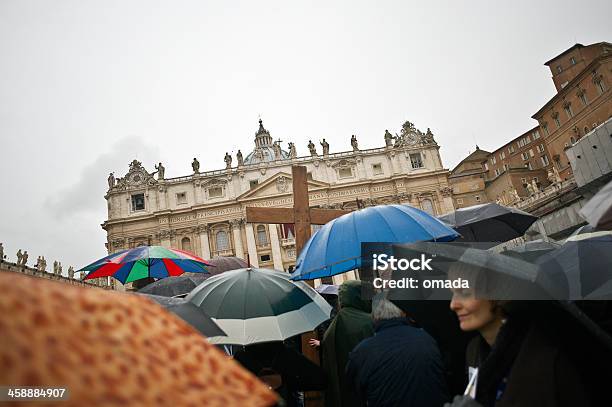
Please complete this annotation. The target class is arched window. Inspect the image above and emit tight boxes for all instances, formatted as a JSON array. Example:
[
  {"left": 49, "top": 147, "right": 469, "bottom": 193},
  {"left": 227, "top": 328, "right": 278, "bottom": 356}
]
[
  {"left": 216, "top": 230, "right": 229, "bottom": 251},
  {"left": 181, "top": 237, "right": 192, "bottom": 252},
  {"left": 421, "top": 199, "right": 435, "bottom": 215},
  {"left": 257, "top": 225, "right": 268, "bottom": 246}
]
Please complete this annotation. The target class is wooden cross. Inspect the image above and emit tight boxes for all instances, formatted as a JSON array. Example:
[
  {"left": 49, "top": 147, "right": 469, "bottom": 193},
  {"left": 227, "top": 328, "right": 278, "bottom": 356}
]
[
  {"left": 246, "top": 165, "right": 351, "bottom": 263},
  {"left": 245, "top": 165, "right": 351, "bottom": 407}
]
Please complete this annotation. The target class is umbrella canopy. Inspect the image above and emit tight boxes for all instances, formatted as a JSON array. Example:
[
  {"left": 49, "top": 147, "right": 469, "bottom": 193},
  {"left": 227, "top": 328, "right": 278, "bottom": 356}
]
[
  {"left": 186, "top": 268, "right": 333, "bottom": 345},
  {"left": 438, "top": 203, "right": 538, "bottom": 243},
  {"left": 0, "top": 273, "right": 277, "bottom": 407},
  {"left": 389, "top": 242, "right": 569, "bottom": 301},
  {"left": 137, "top": 293, "right": 227, "bottom": 337},
  {"left": 498, "top": 239, "right": 561, "bottom": 262},
  {"left": 315, "top": 284, "right": 339, "bottom": 295},
  {"left": 80, "top": 246, "right": 212, "bottom": 284},
  {"left": 580, "top": 179, "right": 612, "bottom": 230},
  {"left": 138, "top": 274, "right": 213, "bottom": 297},
  {"left": 202, "top": 256, "right": 248, "bottom": 274},
  {"left": 538, "top": 229, "right": 612, "bottom": 299},
  {"left": 291, "top": 204, "right": 459, "bottom": 281}
]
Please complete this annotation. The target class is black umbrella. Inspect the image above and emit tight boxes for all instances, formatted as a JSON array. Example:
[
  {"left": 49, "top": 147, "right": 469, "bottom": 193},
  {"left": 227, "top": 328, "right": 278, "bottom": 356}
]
[
  {"left": 579, "top": 179, "right": 612, "bottom": 230},
  {"left": 138, "top": 293, "right": 226, "bottom": 337},
  {"left": 388, "top": 242, "right": 569, "bottom": 301},
  {"left": 438, "top": 203, "right": 538, "bottom": 243},
  {"left": 498, "top": 239, "right": 561, "bottom": 262},
  {"left": 138, "top": 274, "right": 212, "bottom": 297},
  {"left": 191, "top": 256, "right": 248, "bottom": 275},
  {"left": 537, "top": 229, "right": 612, "bottom": 299}
]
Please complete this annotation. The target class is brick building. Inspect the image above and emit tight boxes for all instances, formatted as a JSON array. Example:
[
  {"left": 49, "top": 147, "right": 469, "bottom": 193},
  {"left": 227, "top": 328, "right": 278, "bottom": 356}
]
[
  {"left": 448, "top": 147, "right": 490, "bottom": 208},
  {"left": 533, "top": 42, "right": 612, "bottom": 180}
]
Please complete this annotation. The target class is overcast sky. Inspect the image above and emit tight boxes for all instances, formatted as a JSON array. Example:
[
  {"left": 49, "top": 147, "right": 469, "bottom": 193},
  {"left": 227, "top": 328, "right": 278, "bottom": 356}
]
[{"left": 1, "top": 0, "right": 610, "bottom": 270}]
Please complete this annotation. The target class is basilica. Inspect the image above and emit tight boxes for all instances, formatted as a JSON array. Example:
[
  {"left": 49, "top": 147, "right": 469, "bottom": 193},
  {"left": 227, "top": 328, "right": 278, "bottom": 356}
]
[{"left": 102, "top": 119, "right": 454, "bottom": 285}]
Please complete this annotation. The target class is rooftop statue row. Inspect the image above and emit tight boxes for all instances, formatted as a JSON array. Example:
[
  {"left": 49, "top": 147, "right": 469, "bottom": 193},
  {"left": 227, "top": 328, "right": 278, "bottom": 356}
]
[{"left": 106, "top": 119, "right": 437, "bottom": 191}]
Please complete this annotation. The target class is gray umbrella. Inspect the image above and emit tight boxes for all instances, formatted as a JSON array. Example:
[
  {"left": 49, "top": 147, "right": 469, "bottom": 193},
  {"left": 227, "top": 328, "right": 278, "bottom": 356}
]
[
  {"left": 388, "top": 242, "right": 569, "bottom": 301},
  {"left": 138, "top": 275, "right": 212, "bottom": 297},
  {"left": 580, "top": 179, "right": 612, "bottom": 230},
  {"left": 193, "top": 256, "right": 248, "bottom": 275},
  {"left": 186, "top": 268, "right": 332, "bottom": 345},
  {"left": 137, "top": 293, "right": 226, "bottom": 337},
  {"left": 438, "top": 203, "right": 537, "bottom": 243}
]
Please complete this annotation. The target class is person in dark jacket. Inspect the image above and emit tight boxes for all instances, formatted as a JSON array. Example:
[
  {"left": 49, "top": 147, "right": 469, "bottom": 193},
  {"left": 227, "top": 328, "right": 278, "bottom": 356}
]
[
  {"left": 234, "top": 341, "right": 326, "bottom": 407},
  {"left": 346, "top": 296, "right": 449, "bottom": 407},
  {"left": 449, "top": 263, "right": 591, "bottom": 407},
  {"left": 321, "top": 280, "right": 374, "bottom": 407}
]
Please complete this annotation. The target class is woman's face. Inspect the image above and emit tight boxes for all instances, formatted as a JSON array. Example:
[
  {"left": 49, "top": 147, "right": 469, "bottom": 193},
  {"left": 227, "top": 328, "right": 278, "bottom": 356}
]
[{"left": 449, "top": 288, "right": 498, "bottom": 332}]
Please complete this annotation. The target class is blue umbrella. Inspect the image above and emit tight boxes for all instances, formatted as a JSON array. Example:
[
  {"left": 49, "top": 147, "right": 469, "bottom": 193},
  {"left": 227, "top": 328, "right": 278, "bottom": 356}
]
[{"left": 291, "top": 204, "right": 459, "bottom": 281}]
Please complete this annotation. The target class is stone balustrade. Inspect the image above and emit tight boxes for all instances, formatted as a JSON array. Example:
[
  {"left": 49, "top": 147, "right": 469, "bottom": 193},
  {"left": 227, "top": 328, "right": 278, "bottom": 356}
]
[{"left": 0, "top": 260, "right": 114, "bottom": 290}]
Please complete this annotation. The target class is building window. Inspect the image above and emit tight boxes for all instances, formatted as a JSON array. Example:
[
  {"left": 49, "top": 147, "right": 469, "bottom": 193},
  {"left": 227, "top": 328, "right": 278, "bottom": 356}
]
[
  {"left": 256, "top": 225, "right": 268, "bottom": 246},
  {"left": 532, "top": 130, "right": 540, "bottom": 140},
  {"left": 259, "top": 254, "right": 271, "bottom": 262},
  {"left": 508, "top": 145, "right": 515, "bottom": 154},
  {"left": 537, "top": 144, "right": 545, "bottom": 153},
  {"left": 578, "top": 92, "right": 588, "bottom": 106},
  {"left": 494, "top": 168, "right": 501, "bottom": 177},
  {"left": 570, "top": 136, "right": 575, "bottom": 144},
  {"left": 249, "top": 180, "right": 259, "bottom": 189},
  {"left": 215, "top": 231, "right": 229, "bottom": 251},
  {"left": 521, "top": 177, "right": 527, "bottom": 184},
  {"left": 556, "top": 65, "right": 562, "bottom": 73},
  {"left": 421, "top": 199, "right": 434, "bottom": 215},
  {"left": 372, "top": 163, "right": 383, "bottom": 175},
  {"left": 564, "top": 103, "right": 573, "bottom": 119},
  {"left": 456, "top": 198, "right": 464, "bottom": 204},
  {"left": 503, "top": 164, "right": 509, "bottom": 171},
  {"left": 527, "top": 161, "right": 533, "bottom": 170},
  {"left": 338, "top": 167, "right": 354, "bottom": 178},
  {"left": 176, "top": 192, "right": 187, "bottom": 205},
  {"left": 553, "top": 114, "right": 561, "bottom": 128},
  {"left": 521, "top": 152, "right": 529, "bottom": 160},
  {"left": 131, "top": 193, "right": 145, "bottom": 211},
  {"left": 181, "top": 237, "right": 192, "bottom": 252},
  {"left": 490, "top": 156, "right": 497, "bottom": 165},
  {"left": 541, "top": 155, "right": 550, "bottom": 166},
  {"left": 500, "top": 152, "right": 505, "bottom": 160},
  {"left": 596, "top": 79, "right": 605, "bottom": 94},
  {"left": 475, "top": 195, "right": 481, "bottom": 202},
  {"left": 208, "top": 187, "right": 223, "bottom": 198},
  {"left": 525, "top": 134, "right": 531, "bottom": 143},
  {"left": 410, "top": 153, "right": 424, "bottom": 169},
  {"left": 484, "top": 162, "right": 489, "bottom": 171},
  {"left": 570, "top": 57, "right": 576, "bottom": 65},
  {"left": 542, "top": 123, "right": 549, "bottom": 136}
]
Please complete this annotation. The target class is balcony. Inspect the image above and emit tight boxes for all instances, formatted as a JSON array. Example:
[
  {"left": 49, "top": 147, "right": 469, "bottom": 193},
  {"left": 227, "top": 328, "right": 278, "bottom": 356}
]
[
  {"left": 212, "top": 249, "right": 235, "bottom": 257},
  {"left": 280, "top": 237, "right": 295, "bottom": 247}
]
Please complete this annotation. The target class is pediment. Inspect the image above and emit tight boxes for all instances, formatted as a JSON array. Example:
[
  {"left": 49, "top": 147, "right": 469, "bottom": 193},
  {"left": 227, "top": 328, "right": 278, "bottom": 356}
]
[{"left": 237, "top": 172, "right": 329, "bottom": 200}]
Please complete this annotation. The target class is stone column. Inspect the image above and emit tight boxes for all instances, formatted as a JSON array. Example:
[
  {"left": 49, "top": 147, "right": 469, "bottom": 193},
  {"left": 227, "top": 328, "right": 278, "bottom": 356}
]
[
  {"left": 245, "top": 223, "right": 260, "bottom": 267},
  {"left": 230, "top": 219, "right": 245, "bottom": 260},
  {"left": 268, "top": 224, "right": 284, "bottom": 271},
  {"left": 197, "top": 224, "right": 211, "bottom": 259}
]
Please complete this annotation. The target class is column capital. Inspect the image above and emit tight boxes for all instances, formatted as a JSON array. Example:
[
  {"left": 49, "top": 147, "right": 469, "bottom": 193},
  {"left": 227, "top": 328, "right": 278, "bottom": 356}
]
[
  {"left": 196, "top": 224, "right": 210, "bottom": 233},
  {"left": 229, "top": 218, "right": 245, "bottom": 228}
]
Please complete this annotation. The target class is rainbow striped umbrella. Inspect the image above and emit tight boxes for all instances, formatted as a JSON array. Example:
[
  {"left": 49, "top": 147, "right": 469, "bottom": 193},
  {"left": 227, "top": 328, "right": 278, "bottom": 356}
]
[{"left": 79, "top": 246, "right": 212, "bottom": 284}]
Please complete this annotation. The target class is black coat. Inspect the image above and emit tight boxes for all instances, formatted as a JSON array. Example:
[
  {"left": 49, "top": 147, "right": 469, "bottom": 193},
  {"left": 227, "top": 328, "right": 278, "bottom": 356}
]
[
  {"left": 466, "top": 316, "right": 590, "bottom": 407},
  {"left": 346, "top": 318, "right": 450, "bottom": 407}
]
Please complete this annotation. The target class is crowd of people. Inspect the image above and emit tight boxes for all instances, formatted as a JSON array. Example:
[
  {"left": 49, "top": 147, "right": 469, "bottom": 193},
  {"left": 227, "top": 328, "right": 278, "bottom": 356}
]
[{"left": 232, "top": 275, "right": 610, "bottom": 407}]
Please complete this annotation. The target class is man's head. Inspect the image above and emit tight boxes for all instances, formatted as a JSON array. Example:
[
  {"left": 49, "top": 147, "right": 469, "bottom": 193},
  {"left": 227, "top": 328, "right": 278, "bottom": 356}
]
[{"left": 371, "top": 295, "right": 406, "bottom": 323}]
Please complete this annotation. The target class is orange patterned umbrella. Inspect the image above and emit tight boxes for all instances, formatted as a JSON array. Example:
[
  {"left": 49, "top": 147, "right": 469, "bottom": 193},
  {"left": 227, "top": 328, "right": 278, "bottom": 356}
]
[{"left": 0, "top": 273, "right": 277, "bottom": 407}]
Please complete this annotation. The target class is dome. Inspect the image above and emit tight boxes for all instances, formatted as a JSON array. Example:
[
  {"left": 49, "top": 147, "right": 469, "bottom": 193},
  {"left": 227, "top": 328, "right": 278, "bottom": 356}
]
[{"left": 243, "top": 119, "right": 290, "bottom": 165}]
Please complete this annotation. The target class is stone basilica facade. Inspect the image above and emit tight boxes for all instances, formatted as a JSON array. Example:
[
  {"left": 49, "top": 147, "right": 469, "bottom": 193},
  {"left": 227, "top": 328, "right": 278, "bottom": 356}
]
[{"left": 102, "top": 120, "right": 454, "bottom": 279}]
